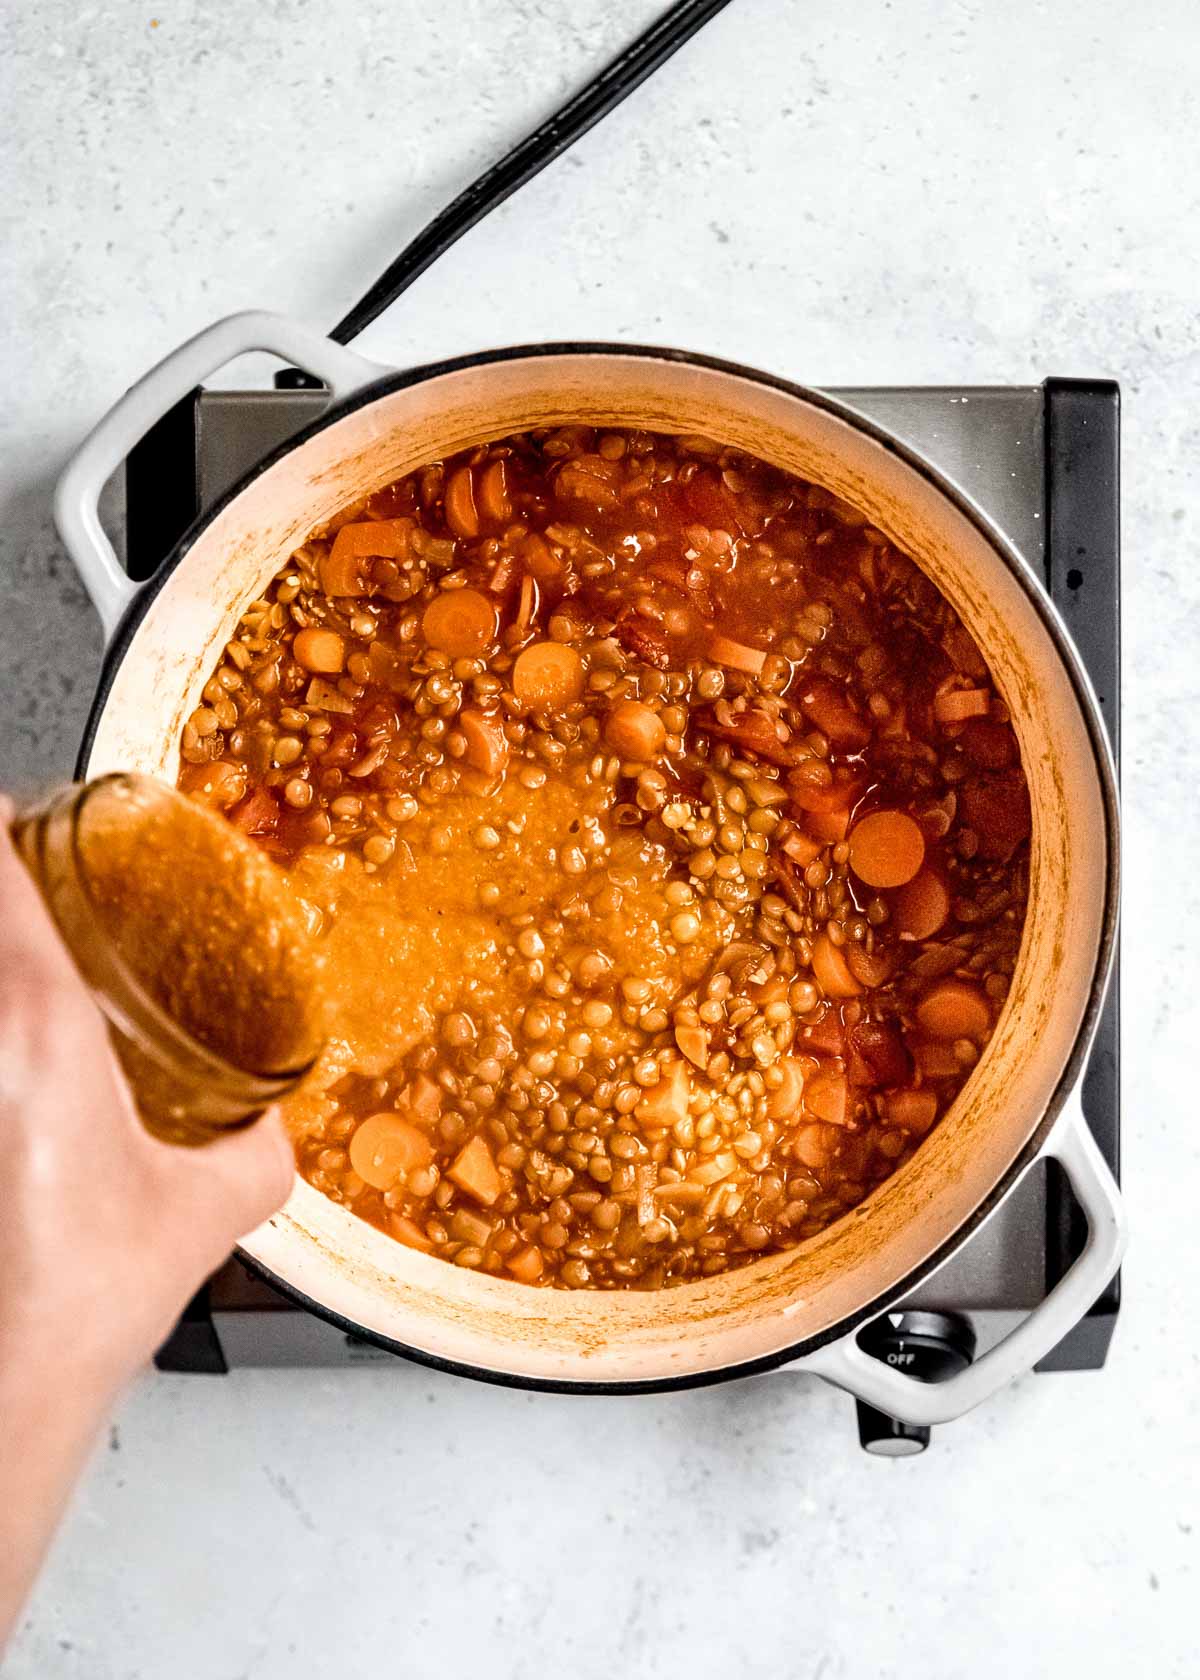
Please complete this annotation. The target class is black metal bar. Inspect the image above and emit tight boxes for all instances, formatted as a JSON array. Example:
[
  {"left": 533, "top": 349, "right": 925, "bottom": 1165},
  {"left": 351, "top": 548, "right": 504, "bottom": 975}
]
[{"left": 1036, "top": 379, "right": 1121, "bottom": 1373}]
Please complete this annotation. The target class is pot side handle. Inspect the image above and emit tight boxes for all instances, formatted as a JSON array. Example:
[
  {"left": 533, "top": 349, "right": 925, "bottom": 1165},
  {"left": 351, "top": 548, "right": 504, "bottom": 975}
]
[
  {"left": 800, "top": 1091, "right": 1127, "bottom": 1427},
  {"left": 54, "top": 311, "right": 389, "bottom": 640}
]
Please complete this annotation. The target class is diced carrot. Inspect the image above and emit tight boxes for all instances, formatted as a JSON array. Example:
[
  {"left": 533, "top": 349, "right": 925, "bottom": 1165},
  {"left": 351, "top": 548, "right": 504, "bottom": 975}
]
[
  {"left": 605, "top": 700, "right": 666, "bottom": 761},
  {"left": 349, "top": 1112, "right": 435, "bottom": 1190},
  {"left": 705, "top": 631, "right": 767, "bottom": 675},
  {"left": 390, "top": 1215, "right": 435, "bottom": 1253},
  {"left": 293, "top": 628, "right": 346, "bottom": 674},
  {"left": 188, "top": 759, "right": 247, "bottom": 809},
  {"left": 782, "top": 830, "right": 823, "bottom": 867},
  {"left": 512, "top": 641, "right": 585, "bottom": 710},
  {"left": 804, "top": 807, "right": 852, "bottom": 844},
  {"left": 933, "top": 686, "right": 991, "bottom": 725},
  {"left": 893, "top": 868, "right": 951, "bottom": 941},
  {"left": 911, "top": 1039, "right": 962, "bottom": 1079},
  {"left": 812, "top": 931, "right": 862, "bottom": 999},
  {"left": 421, "top": 587, "right": 497, "bottom": 657},
  {"left": 448, "top": 1133, "right": 503, "bottom": 1206},
  {"left": 793, "top": 1122, "right": 839, "bottom": 1170},
  {"left": 450, "top": 1208, "right": 494, "bottom": 1247},
  {"left": 787, "top": 767, "right": 864, "bottom": 814},
  {"left": 518, "top": 531, "right": 566, "bottom": 586},
  {"left": 885, "top": 1089, "right": 939, "bottom": 1134},
  {"left": 797, "top": 676, "right": 870, "bottom": 749},
  {"left": 328, "top": 519, "right": 414, "bottom": 560},
  {"left": 476, "top": 459, "right": 512, "bottom": 525},
  {"left": 805, "top": 1066, "right": 849, "bottom": 1126},
  {"left": 444, "top": 466, "right": 480, "bottom": 538},
  {"left": 914, "top": 979, "right": 992, "bottom": 1043},
  {"left": 767, "top": 1056, "right": 807, "bottom": 1120},
  {"left": 229, "top": 785, "right": 280, "bottom": 837},
  {"left": 458, "top": 707, "right": 509, "bottom": 776},
  {"left": 401, "top": 1072, "right": 443, "bottom": 1126},
  {"left": 506, "top": 1245, "right": 544, "bottom": 1284},
  {"left": 799, "top": 1010, "right": 845, "bottom": 1055},
  {"left": 636, "top": 1058, "right": 691, "bottom": 1126},
  {"left": 848, "top": 810, "right": 926, "bottom": 889}
]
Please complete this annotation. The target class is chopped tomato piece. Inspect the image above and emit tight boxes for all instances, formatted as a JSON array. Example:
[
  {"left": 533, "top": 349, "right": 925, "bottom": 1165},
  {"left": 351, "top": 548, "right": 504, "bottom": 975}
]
[{"left": 796, "top": 676, "right": 870, "bottom": 750}]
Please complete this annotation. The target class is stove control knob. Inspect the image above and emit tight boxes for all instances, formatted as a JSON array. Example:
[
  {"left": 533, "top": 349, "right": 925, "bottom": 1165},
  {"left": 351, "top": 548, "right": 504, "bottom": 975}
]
[{"left": 853, "top": 1310, "right": 976, "bottom": 1457}]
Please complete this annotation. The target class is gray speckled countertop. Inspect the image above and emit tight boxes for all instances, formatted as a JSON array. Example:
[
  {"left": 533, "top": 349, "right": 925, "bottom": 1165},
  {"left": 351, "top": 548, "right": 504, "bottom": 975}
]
[{"left": 2, "top": 2, "right": 1198, "bottom": 1675}]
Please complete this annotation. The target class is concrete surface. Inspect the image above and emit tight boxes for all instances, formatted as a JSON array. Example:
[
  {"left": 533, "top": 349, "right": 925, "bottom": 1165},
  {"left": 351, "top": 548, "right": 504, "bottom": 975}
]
[{"left": 2, "top": 0, "right": 1197, "bottom": 1675}]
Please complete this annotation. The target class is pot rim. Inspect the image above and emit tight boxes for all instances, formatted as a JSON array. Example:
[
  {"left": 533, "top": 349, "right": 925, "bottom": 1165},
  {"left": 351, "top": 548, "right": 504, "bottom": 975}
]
[{"left": 76, "top": 339, "right": 1120, "bottom": 1393}]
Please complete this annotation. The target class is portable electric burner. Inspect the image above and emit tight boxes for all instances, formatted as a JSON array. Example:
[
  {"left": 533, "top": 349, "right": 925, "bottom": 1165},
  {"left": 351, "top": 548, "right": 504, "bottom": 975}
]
[{"left": 131, "top": 376, "right": 1120, "bottom": 1455}]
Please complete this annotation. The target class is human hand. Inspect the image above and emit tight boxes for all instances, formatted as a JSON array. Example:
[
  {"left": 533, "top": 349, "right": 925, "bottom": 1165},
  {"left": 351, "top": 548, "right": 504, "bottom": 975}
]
[
  {"left": 0, "top": 799, "right": 295, "bottom": 1383},
  {"left": 0, "top": 799, "right": 295, "bottom": 1647}
]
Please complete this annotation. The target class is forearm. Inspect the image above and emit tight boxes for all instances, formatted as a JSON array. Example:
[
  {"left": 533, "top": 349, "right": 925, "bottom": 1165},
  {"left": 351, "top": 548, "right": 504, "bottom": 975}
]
[{"left": 0, "top": 1336, "right": 128, "bottom": 1652}]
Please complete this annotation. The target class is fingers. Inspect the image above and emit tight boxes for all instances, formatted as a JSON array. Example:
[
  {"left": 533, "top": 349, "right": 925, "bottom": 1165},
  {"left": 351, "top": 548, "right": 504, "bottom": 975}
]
[
  {"left": 0, "top": 800, "right": 96, "bottom": 996},
  {"left": 183, "top": 1108, "right": 297, "bottom": 1248}
]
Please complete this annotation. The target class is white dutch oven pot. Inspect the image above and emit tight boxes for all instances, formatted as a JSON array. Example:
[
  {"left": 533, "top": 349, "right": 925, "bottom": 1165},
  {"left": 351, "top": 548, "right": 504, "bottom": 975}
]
[{"left": 59, "top": 312, "right": 1124, "bottom": 1422}]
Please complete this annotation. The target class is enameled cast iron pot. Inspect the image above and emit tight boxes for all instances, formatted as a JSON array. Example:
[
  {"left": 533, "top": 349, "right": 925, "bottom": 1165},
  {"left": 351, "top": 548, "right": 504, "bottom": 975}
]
[{"left": 58, "top": 312, "right": 1125, "bottom": 1423}]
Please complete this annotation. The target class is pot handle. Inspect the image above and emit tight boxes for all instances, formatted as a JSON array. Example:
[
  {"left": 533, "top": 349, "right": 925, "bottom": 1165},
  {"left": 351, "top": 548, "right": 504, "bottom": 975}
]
[
  {"left": 800, "top": 1091, "right": 1127, "bottom": 1426},
  {"left": 54, "top": 311, "right": 389, "bottom": 639}
]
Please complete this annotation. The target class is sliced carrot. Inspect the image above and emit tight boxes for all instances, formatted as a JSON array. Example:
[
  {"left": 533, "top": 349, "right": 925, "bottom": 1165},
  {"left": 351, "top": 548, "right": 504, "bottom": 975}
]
[
  {"left": 705, "top": 631, "right": 767, "bottom": 674},
  {"left": 893, "top": 869, "right": 951, "bottom": 940},
  {"left": 767, "top": 1056, "right": 807, "bottom": 1120},
  {"left": 512, "top": 641, "right": 584, "bottom": 710},
  {"left": 604, "top": 700, "right": 666, "bottom": 761},
  {"left": 476, "top": 459, "right": 512, "bottom": 526},
  {"left": 506, "top": 1245, "right": 544, "bottom": 1284},
  {"left": 458, "top": 707, "right": 509, "bottom": 776},
  {"left": 848, "top": 810, "right": 925, "bottom": 889},
  {"left": 805, "top": 1067, "right": 849, "bottom": 1126},
  {"left": 885, "top": 1089, "right": 939, "bottom": 1134},
  {"left": 349, "top": 1112, "right": 435, "bottom": 1190},
  {"left": 636, "top": 1058, "right": 691, "bottom": 1126},
  {"left": 448, "top": 1133, "right": 503, "bottom": 1206},
  {"left": 933, "top": 686, "right": 991, "bottom": 725},
  {"left": 914, "top": 979, "right": 991, "bottom": 1043},
  {"left": 444, "top": 466, "right": 480, "bottom": 538},
  {"left": 293, "top": 628, "right": 346, "bottom": 674},
  {"left": 811, "top": 931, "right": 862, "bottom": 998},
  {"left": 421, "top": 587, "right": 497, "bottom": 657},
  {"left": 322, "top": 520, "right": 412, "bottom": 595}
]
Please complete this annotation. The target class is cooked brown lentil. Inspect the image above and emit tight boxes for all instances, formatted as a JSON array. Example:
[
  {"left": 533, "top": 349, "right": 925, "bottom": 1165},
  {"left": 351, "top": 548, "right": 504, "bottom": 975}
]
[{"left": 177, "top": 426, "right": 1030, "bottom": 1290}]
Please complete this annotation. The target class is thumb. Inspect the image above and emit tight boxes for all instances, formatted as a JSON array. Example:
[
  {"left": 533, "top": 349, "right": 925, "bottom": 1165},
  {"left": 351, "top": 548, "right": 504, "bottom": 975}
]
[{"left": 185, "top": 1107, "right": 296, "bottom": 1249}]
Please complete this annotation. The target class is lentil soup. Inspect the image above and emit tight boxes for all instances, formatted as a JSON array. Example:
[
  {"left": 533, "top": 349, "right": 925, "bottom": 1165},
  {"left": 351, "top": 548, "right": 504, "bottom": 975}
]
[{"left": 176, "top": 426, "right": 1030, "bottom": 1290}]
